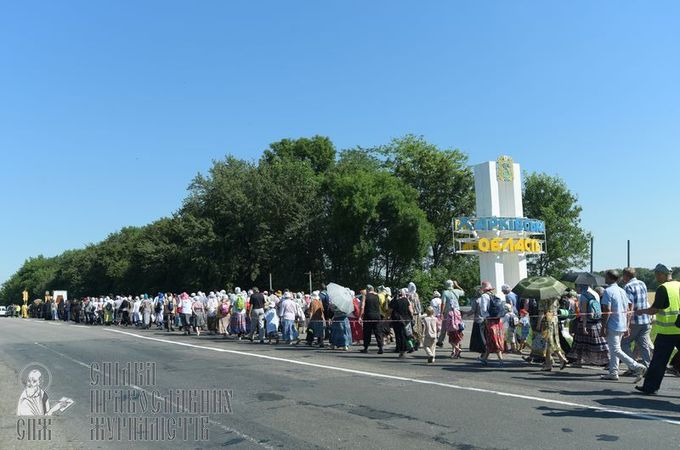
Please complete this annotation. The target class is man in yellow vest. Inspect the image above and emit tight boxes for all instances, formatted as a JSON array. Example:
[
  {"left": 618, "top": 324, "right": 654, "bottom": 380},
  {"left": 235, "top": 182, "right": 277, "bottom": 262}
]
[{"left": 634, "top": 263, "right": 680, "bottom": 395}]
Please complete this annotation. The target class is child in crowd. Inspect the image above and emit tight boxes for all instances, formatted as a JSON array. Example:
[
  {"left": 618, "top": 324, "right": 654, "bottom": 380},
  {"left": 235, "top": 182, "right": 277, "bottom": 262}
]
[
  {"left": 423, "top": 307, "right": 438, "bottom": 364},
  {"left": 516, "top": 309, "right": 531, "bottom": 353}
]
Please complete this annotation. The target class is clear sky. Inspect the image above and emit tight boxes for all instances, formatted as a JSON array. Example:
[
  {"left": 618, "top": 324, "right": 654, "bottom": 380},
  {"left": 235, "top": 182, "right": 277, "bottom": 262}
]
[{"left": 2, "top": 1, "right": 679, "bottom": 284}]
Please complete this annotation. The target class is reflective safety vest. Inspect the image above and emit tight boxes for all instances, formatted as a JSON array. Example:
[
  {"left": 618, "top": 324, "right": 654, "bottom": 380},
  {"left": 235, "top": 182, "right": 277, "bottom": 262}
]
[{"left": 653, "top": 280, "right": 680, "bottom": 335}]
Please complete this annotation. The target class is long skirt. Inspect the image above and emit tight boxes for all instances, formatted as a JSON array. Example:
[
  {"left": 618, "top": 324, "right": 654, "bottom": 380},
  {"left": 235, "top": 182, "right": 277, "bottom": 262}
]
[
  {"left": 567, "top": 321, "right": 610, "bottom": 365},
  {"left": 528, "top": 332, "right": 546, "bottom": 363},
  {"left": 218, "top": 316, "right": 230, "bottom": 335},
  {"left": 448, "top": 330, "right": 464, "bottom": 345},
  {"left": 330, "top": 318, "right": 352, "bottom": 347},
  {"left": 265, "top": 311, "right": 280, "bottom": 336},
  {"left": 230, "top": 312, "right": 247, "bottom": 334},
  {"left": 485, "top": 319, "right": 505, "bottom": 353},
  {"left": 193, "top": 310, "right": 207, "bottom": 328},
  {"left": 469, "top": 322, "right": 486, "bottom": 353},
  {"left": 349, "top": 317, "right": 363, "bottom": 342}
]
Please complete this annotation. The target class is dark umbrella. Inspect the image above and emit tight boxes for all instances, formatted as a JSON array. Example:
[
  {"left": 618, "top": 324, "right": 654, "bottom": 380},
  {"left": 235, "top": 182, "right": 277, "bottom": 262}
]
[
  {"left": 562, "top": 272, "right": 604, "bottom": 287},
  {"left": 512, "top": 276, "right": 567, "bottom": 300}
]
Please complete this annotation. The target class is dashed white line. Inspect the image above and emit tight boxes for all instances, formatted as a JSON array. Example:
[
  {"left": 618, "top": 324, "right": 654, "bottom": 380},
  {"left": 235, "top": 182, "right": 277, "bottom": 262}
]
[{"left": 102, "top": 327, "right": 680, "bottom": 426}]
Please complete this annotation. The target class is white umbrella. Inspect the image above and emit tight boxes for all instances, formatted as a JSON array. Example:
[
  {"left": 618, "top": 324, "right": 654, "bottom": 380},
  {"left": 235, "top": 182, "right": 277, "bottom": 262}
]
[{"left": 327, "top": 282, "right": 354, "bottom": 315}]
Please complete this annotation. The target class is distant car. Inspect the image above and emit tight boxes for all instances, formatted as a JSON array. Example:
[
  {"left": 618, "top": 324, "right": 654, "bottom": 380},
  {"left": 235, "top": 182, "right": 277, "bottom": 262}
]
[{"left": 0, "top": 306, "right": 7, "bottom": 317}]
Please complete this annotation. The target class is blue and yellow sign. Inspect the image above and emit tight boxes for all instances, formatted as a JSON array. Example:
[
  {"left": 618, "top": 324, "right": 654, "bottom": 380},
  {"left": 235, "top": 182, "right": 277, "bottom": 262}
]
[{"left": 453, "top": 216, "right": 546, "bottom": 255}]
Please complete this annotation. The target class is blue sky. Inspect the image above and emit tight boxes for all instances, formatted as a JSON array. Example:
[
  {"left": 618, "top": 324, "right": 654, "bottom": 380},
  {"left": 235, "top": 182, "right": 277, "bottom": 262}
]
[{"left": 2, "top": 1, "right": 679, "bottom": 283}]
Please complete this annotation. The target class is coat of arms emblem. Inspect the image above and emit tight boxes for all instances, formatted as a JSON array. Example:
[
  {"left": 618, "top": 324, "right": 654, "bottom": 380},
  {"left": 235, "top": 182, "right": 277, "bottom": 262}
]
[{"left": 496, "top": 155, "right": 514, "bottom": 182}]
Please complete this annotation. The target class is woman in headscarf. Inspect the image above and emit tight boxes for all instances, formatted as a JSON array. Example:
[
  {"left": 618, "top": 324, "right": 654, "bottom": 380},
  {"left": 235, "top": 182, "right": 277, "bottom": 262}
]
[
  {"left": 389, "top": 288, "right": 414, "bottom": 359},
  {"left": 329, "top": 292, "right": 352, "bottom": 351},
  {"left": 141, "top": 295, "right": 152, "bottom": 328},
  {"left": 567, "top": 284, "right": 609, "bottom": 367},
  {"left": 119, "top": 296, "right": 131, "bottom": 327},
  {"left": 306, "top": 292, "right": 325, "bottom": 347},
  {"left": 479, "top": 282, "right": 506, "bottom": 366},
  {"left": 264, "top": 296, "right": 280, "bottom": 344},
  {"left": 407, "top": 282, "right": 423, "bottom": 350},
  {"left": 349, "top": 290, "right": 363, "bottom": 345},
  {"left": 443, "top": 302, "right": 464, "bottom": 358},
  {"left": 469, "top": 286, "right": 487, "bottom": 355},
  {"left": 229, "top": 288, "right": 248, "bottom": 340},
  {"left": 163, "top": 294, "right": 176, "bottom": 332},
  {"left": 540, "top": 308, "right": 569, "bottom": 371},
  {"left": 279, "top": 292, "right": 299, "bottom": 344},
  {"left": 378, "top": 287, "right": 393, "bottom": 347},
  {"left": 192, "top": 295, "right": 207, "bottom": 337},
  {"left": 217, "top": 294, "right": 231, "bottom": 337},
  {"left": 180, "top": 293, "right": 194, "bottom": 335},
  {"left": 205, "top": 292, "right": 218, "bottom": 335}
]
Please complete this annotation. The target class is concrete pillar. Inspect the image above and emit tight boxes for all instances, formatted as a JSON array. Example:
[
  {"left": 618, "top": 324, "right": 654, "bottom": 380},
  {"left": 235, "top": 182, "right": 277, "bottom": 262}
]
[{"left": 473, "top": 159, "right": 528, "bottom": 293}]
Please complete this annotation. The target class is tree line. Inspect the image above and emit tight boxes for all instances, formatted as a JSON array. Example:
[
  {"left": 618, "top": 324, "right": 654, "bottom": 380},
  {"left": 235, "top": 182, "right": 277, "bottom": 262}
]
[{"left": 0, "top": 135, "right": 592, "bottom": 304}]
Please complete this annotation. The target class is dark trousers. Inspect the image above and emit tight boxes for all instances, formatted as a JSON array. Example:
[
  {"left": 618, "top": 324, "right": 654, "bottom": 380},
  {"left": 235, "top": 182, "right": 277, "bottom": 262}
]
[
  {"left": 642, "top": 333, "right": 680, "bottom": 393},
  {"left": 363, "top": 320, "right": 383, "bottom": 349},
  {"left": 393, "top": 321, "right": 408, "bottom": 353},
  {"left": 671, "top": 351, "right": 680, "bottom": 370}
]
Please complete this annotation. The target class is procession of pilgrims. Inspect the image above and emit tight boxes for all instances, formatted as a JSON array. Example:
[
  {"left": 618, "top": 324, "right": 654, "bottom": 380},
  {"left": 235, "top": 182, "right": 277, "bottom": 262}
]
[{"left": 16, "top": 269, "right": 680, "bottom": 389}]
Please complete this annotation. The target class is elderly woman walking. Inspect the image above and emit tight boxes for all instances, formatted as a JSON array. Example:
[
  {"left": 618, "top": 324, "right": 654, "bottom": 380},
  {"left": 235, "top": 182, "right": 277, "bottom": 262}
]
[
  {"left": 217, "top": 295, "right": 231, "bottom": 337},
  {"left": 306, "top": 292, "right": 325, "bottom": 347},
  {"left": 330, "top": 303, "right": 352, "bottom": 351},
  {"left": 179, "top": 293, "right": 194, "bottom": 335},
  {"left": 192, "top": 295, "right": 207, "bottom": 336},
  {"left": 568, "top": 284, "right": 610, "bottom": 367},
  {"left": 230, "top": 288, "right": 248, "bottom": 340},
  {"left": 407, "top": 282, "right": 423, "bottom": 350},
  {"left": 479, "top": 282, "right": 506, "bottom": 366},
  {"left": 390, "top": 289, "right": 414, "bottom": 359}
]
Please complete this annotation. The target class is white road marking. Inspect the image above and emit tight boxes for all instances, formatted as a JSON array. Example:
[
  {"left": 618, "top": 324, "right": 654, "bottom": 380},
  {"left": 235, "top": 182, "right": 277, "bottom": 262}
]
[
  {"left": 103, "top": 327, "right": 680, "bottom": 426},
  {"left": 34, "top": 342, "right": 274, "bottom": 449}
]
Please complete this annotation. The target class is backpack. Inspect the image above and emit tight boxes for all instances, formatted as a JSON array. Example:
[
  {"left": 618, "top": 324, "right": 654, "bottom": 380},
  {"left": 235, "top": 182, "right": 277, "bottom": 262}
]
[
  {"left": 487, "top": 295, "right": 504, "bottom": 318},
  {"left": 588, "top": 298, "right": 602, "bottom": 320},
  {"left": 167, "top": 302, "right": 174, "bottom": 312},
  {"left": 236, "top": 296, "right": 245, "bottom": 311},
  {"left": 105, "top": 303, "right": 112, "bottom": 312}
]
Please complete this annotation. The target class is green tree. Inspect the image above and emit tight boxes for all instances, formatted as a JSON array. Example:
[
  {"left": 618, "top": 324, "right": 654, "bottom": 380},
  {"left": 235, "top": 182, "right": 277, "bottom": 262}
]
[
  {"left": 376, "top": 135, "right": 475, "bottom": 267},
  {"left": 325, "top": 154, "right": 434, "bottom": 287},
  {"left": 523, "top": 172, "right": 591, "bottom": 277},
  {"left": 263, "top": 136, "right": 336, "bottom": 173}
]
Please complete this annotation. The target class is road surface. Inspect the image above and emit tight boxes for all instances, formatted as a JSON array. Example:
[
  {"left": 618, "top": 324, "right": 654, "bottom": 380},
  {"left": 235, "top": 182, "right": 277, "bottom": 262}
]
[{"left": 0, "top": 318, "right": 678, "bottom": 449}]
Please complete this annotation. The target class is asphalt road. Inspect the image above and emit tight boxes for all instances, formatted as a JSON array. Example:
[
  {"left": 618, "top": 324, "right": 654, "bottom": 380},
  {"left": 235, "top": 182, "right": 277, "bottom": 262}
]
[{"left": 0, "top": 318, "right": 678, "bottom": 450}]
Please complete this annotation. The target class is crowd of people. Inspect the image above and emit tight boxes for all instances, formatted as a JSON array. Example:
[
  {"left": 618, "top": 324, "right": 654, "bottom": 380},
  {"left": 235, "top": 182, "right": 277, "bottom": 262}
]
[{"left": 10, "top": 264, "right": 680, "bottom": 395}]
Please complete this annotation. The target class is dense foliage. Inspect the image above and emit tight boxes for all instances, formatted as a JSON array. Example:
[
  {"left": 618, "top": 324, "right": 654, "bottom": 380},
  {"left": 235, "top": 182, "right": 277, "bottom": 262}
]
[{"left": 1, "top": 136, "right": 592, "bottom": 304}]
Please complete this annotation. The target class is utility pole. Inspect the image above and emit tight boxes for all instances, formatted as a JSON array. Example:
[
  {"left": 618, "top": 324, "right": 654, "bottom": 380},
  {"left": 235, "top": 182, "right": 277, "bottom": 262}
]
[
  {"left": 306, "top": 272, "right": 312, "bottom": 294},
  {"left": 627, "top": 240, "right": 631, "bottom": 268},
  {"left": 269, "top": 273, "right": 273, "bottom": 292},
  {"left": 590, "top": 236, "right": 594, "bottom": 273}
]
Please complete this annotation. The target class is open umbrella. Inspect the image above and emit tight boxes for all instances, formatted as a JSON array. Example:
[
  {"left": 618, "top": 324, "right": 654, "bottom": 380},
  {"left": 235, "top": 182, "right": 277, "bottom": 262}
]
[
  {"left": 512, "top": 276, "right": 567, "bottom": 300},
  {"left": 326, "top": 282, "right": 354, "bottom": 315},
  {"left": 561, "top": 272, "right": 604, "bottom": 286}
]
